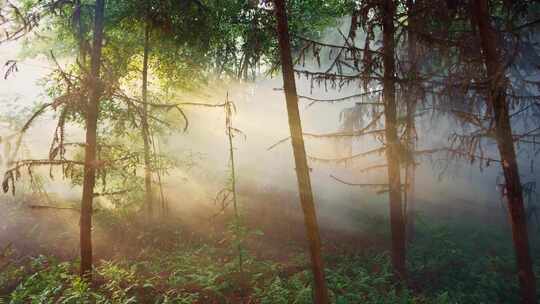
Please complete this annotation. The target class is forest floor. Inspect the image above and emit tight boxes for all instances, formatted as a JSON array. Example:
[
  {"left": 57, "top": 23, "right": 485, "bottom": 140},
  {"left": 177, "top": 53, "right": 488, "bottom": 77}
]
[{"left": 0, "top": 194, "right": 539, "bottom": 303}]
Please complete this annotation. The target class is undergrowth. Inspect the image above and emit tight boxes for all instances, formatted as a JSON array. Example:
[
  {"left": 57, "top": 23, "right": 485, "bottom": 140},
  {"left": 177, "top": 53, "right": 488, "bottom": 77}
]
[{"left": 1, "top": 212, "right": 539, "bottom": 303}]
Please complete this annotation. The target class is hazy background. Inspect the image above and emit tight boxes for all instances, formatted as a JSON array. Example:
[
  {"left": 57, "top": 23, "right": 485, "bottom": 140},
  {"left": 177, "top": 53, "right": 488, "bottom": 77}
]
[{"left": 1, "top": 24, "right": 539, "bottom": 250}]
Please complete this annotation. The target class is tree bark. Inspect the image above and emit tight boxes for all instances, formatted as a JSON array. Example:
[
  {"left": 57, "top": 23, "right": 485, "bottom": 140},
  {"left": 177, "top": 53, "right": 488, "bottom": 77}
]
[
  {"left": 471, "top": 1, "right": 537, "bottom": 303},
  {"left": 80, "top": 0, "right": 105, "bottom": 280},
  {"left": 382, "top": 0, "right": 406, "bottom": 281},
  {"left": 273, "top": 1, "right": 330, "bottom": 303},
  {"left": 405, "top": 0, "right": 419, "bottom": 243},
  {"left": 141, "top": 20, "right": 153, "bottom": 220}
]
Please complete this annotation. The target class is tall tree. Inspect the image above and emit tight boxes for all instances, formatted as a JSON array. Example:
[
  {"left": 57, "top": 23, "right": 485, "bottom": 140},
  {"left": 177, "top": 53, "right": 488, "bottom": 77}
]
[
  {"left": 273, "top": 0, "right": 330, "bottom": 303},
  {"left": 382, "top": 0, "right": 406, "bottom": 281},
  {"left": 471, "top": 0, "right": 537, "bottom": 302},
  {"left": 80, "top": 0, "right": 106, "bottom": 279},
  {"left": 274, "top": 0, "right": 410, "bottom": 280},
  {"left": 141, "top": 18, "right": 153, "bottom": 219},
  {"left": 404, "top": 0, "right": 419, "bottom": 242},
  {"left": 108, "top": 0, "right": 212, "bottom": 217}
]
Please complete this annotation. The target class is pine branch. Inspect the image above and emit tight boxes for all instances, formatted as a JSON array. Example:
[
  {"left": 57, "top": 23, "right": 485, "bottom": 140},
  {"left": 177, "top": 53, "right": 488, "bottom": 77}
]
[
  {"left": 308, "top": 147, "right": 386, "bottom": 165},
  {"left": 295, "top": 35, "right": 383, "bottom": 55},
  {"left": 330, "top": 174, "right": 389, "bottom": 187},
  {"left": 358, "top": 164, "right": 388, "bottom": 173},
  {"left": 416, "top": 148, "right": 502, "bottom": 163},
  {"left": 28, "top": 205, "right": 79, "bottom": 211},
  {"left": 268, "top": 112, "right": 384, "bottom": 151},
  {"left": 298, "top": 90, "right": 383, "bottom": 107},
  {"left": 93, "top": 188, "right": 135, "bottom": 197}
]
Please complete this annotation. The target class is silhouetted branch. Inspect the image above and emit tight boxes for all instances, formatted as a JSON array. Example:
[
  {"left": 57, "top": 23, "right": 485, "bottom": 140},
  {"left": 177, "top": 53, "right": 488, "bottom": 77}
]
[
  {"left": 308, "top": 147, "right": 386, "bottom": 165},
  {"left": 94, "top": 188, "right": 135, "bottom": 197},
  {"left": 298, "top": 90, "right": 383, "bottom": 107},
  {"left": 28, "top": 205, "right": 79, "bottom": 211}
]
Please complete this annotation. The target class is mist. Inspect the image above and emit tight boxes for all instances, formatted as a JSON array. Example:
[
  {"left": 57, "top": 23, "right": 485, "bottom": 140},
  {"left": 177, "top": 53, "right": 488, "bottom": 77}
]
[
  {"left": 1, "top": 36, "right": 531, "bottom": 236},
  {"left": 2, "top": 4, "right": 540, "bottom": 301}
]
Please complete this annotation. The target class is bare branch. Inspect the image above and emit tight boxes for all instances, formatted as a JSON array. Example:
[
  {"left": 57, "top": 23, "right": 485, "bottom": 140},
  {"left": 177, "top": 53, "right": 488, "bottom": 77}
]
[
  {"left": 298, "top": 90, "right": 383, "bottom": 107},
  {"left": 28, "top": 205, "right": 79, "bottom": 211},
  {"left": 308, "top": 147, "right": 386, "bottom": 165},
  {"left": 330, "top": 174, "right": 388, "bottom": 187}
]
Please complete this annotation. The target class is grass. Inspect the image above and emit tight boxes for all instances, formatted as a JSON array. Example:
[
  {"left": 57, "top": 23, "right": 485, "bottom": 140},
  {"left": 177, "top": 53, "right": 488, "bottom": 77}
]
[{"left": 0, "top": 209, "right": 539, "bottom": 303}]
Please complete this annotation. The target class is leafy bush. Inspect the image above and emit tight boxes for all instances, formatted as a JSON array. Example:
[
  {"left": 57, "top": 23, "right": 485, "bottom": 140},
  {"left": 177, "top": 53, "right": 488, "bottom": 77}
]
[{"left": 9, "top": 256, "right": 92, "bottom": 304}]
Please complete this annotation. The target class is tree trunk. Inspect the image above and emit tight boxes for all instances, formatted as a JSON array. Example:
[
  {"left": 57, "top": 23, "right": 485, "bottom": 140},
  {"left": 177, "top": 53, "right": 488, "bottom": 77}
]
[
  {"left": 405, "top": 0, "right": 419, "bottom": 243},
  {"left": 141, "top": 21, "right": 153, "bottom": 220},
  {"left": 382, "top": 0, "right": 406, "bottom": 281},
  {"left": 80, "top": 0, "right": 105, "bottom": 280},
  {"left": 225, "top": 100, "right": 243, "bottom": 272},
  {"left": 273, "top": 1, "right": 330, "bottom": 303},
  {"left": 471, "top": 1, "right": 537, "bottom": 303}
]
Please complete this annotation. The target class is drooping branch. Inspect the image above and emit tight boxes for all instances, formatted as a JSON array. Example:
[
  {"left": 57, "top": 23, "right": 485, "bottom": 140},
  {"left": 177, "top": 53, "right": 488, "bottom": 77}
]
[
  {"left": 295, "top": 35, "right": 383, "bottom": 55},
  {"left": 298, "top": 90, "right": 383, "bottom": 107},
  {"left": 268, "top": 112, "right": 385, "bottom": 151},
  {"left": 308, "top": 147, "right": 386, "bottom": 165},
  {"left": 93, "top": 188, "right": 135, "bottom": 197},
  {"left": 330, "top": 174, "right": 389, "bottom": 187},
  {"left": 357, "top": 163, "right": 388, "bottom": 173},
  {"left": 28, "top": 205, "right": 79, "bottom": 211},
  {"left": 415, "top": 147, "right": 502, "bottom": 164}
]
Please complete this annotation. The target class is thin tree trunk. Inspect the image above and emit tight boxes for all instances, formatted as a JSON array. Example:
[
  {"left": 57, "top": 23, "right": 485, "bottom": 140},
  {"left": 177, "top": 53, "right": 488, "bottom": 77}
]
[
  {"left": 151, "top": 134, "right": 167, "bottom": 216},
  {"left": 471, "top": 1, "right": 537, "bottom": 303},
  {"left": 75, "top": 0, "right": 87, "bottom": 63},
  {"left": 141, "top": 21, "right": 153, "bottom": 220},
  {"left": 382, "top": 0, "right": 406, "bottom": 281},
  {"left": 80, "top": 0, "right": 105, "bottom": 280},
  {"left": 225, "top": 99, "right": 243, "bottom": 273},
  {"left": 273, "top": 1, "right": 329, "bottom": 303},
  {"left": 405, "top": 0, "right": 418, "bottom": 243}
]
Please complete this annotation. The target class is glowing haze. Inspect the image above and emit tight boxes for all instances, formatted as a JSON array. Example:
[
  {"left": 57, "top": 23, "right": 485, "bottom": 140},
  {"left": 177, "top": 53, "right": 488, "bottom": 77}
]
[{"left": 0, "top": 34, "right": 532, "bottom": 236}]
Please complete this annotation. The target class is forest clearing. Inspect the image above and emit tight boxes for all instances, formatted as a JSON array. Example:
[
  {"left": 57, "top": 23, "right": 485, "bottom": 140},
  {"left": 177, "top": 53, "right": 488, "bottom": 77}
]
[{"left": 1, "top": 0, "right": 540, "bottom": 303}]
